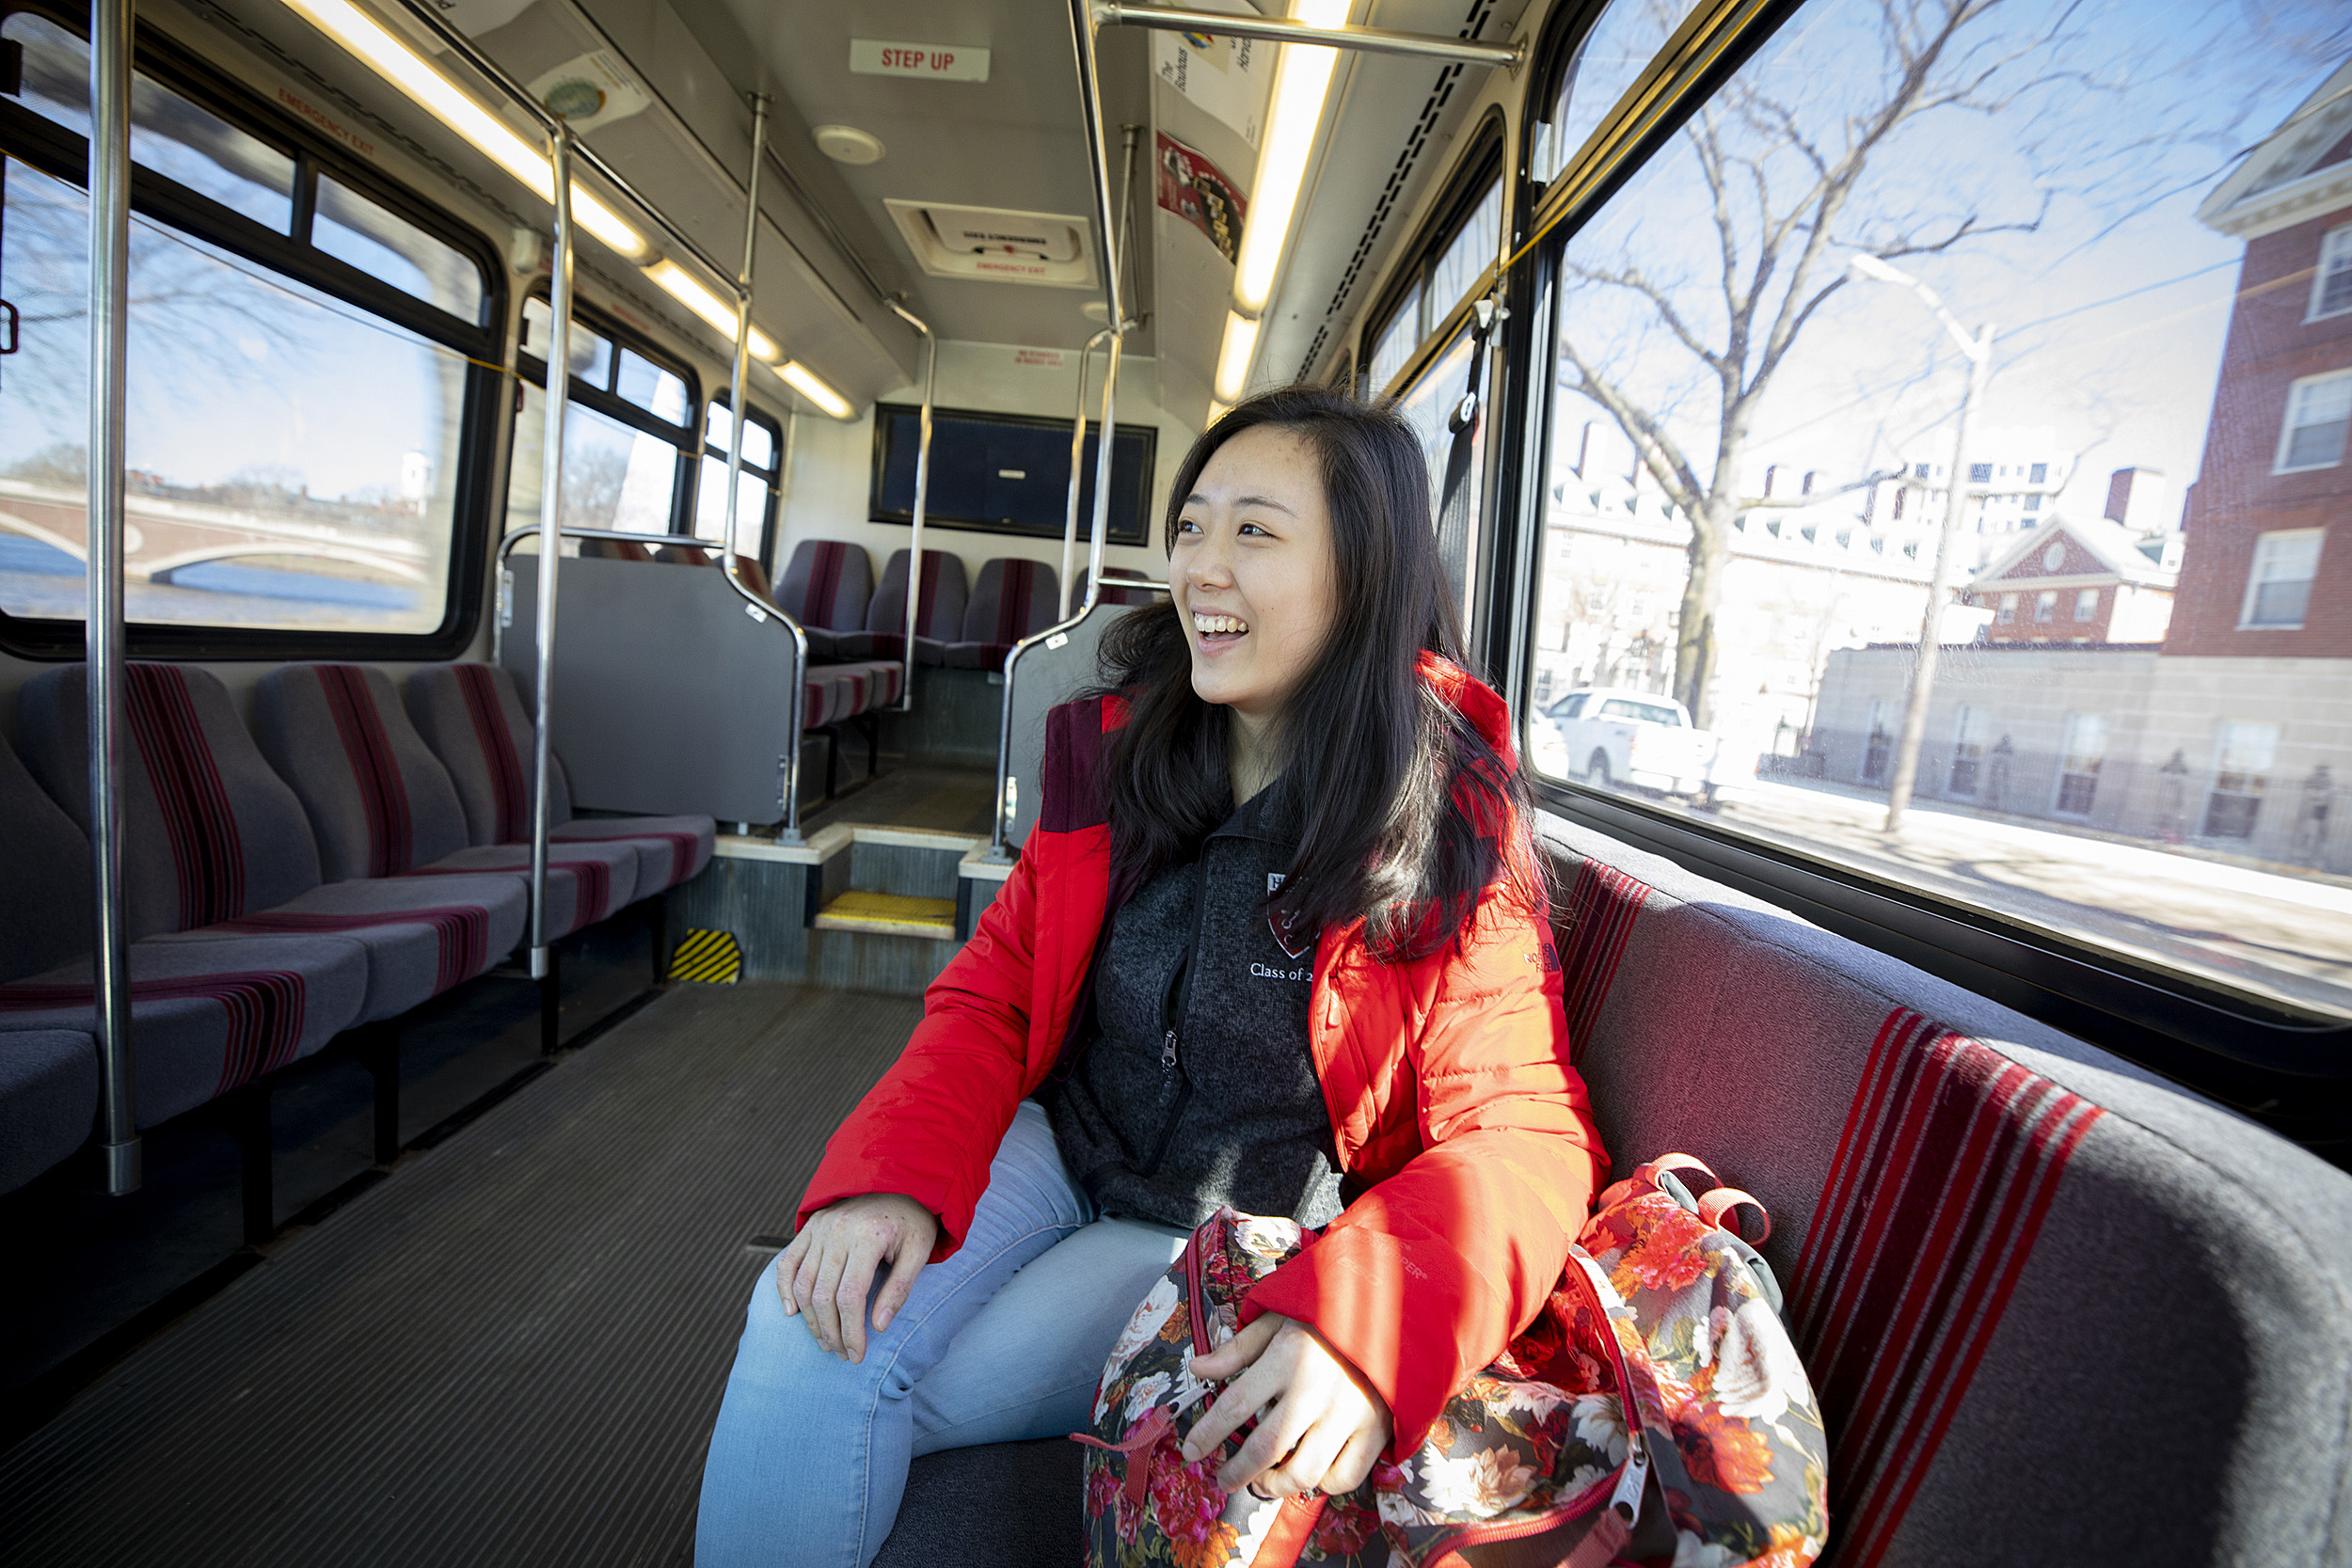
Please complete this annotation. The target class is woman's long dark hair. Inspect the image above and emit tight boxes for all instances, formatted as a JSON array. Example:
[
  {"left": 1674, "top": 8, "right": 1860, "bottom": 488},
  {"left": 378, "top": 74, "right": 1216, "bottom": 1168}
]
[{"left": 1095, "top": 384, "right": 1544, "bottom": 963}]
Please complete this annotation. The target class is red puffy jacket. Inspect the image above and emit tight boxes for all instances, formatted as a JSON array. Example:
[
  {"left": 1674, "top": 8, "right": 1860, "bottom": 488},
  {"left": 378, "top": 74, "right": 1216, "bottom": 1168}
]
[{"left": 799, "top": 656, "right": 1607, "bottom": 1455}]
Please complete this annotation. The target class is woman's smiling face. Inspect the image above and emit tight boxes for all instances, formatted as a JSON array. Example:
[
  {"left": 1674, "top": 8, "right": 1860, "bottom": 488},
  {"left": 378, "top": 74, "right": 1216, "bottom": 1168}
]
[{"left": 1169, "top": 424, "right": 1339, "bottom": 734}]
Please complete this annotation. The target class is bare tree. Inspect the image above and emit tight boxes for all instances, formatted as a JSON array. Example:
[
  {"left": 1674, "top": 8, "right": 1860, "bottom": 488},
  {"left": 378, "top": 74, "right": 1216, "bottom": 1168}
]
[{"left": 1549, "top": 0, "right": 2127, "bottom": 725}]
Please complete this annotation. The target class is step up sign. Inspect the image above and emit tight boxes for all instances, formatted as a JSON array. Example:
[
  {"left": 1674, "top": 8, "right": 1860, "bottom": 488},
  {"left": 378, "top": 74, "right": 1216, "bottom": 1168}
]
[{"left": 850, "top": 40, "right": 991, "bottom": 83}]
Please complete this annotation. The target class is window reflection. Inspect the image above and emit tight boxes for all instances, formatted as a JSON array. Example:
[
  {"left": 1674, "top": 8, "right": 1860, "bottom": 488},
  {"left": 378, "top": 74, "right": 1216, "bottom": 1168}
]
[
  {"left": 312, "top": 175, "right": 485, "bottom": 325},
  {"left": 5, "top": 12, "right": 295, "bottom": 232}
]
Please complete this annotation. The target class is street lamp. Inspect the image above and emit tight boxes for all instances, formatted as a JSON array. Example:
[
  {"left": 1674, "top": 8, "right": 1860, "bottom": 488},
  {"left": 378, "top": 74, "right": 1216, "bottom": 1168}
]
[{"left": 1847, "top": 254, "right": 1994, "bottom": 833}]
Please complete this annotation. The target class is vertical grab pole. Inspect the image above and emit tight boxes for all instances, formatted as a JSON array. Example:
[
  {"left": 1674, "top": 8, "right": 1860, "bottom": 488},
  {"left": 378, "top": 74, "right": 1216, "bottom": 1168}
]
[
  {"left": 719, "top": 95, "right": 769, "bottom": 599},
  {"left": 87, "top": 0, "right": 138, "bottom": 1195},
  {"left": 1085, "top": 334, "right": 1123, "bottom": 615},
  {"left": 1067, "top": 4, "right": 1130, "bottom": 617},
  {"left": 528, "top": 122, "right": 575, "bottom": 978},
  {"left": 1060, "top": 327, "right": 1110, "bottom": 617},
  {"left": 714, "top": 97, "right": 806, "bottom": 846},
  {"left": 885, "top": 301, "right": 935, "bottom": 712}
]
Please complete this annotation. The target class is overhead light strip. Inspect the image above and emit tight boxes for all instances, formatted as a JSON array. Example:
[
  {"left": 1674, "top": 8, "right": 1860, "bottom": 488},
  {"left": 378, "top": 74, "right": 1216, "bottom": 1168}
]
[
  {"left": 282, "top": 0, "right": 862, "bottom": 418},
  {"left": 277, "top": 0, "right": 646, "bottom": 259},
  {"left": 1214, "top": 0, "right": 1347, "bottom": 403}
]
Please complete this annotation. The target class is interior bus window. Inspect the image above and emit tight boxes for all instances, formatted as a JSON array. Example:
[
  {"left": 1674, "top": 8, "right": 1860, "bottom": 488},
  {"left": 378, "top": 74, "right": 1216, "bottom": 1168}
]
[
  {"left": 1523, "top": 0, "right": 2352, "bottom": 1022},
  {"left": 503, "top": 296, "right": 697, "bottom": 545},
  {"left": 694, "top": 400, "right": 782, "bottom": 559},
  {"left": 0, "top": 158, "right": 469, "bottom": 636},
  {"left": 312, "top": 175, "right": 485, "bottom": 325}
]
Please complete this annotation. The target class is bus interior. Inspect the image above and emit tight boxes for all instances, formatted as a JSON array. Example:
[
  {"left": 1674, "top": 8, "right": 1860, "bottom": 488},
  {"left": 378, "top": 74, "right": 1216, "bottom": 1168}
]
[{"left": 3, "top": 0, "right": 2351, "bottom": 1560}]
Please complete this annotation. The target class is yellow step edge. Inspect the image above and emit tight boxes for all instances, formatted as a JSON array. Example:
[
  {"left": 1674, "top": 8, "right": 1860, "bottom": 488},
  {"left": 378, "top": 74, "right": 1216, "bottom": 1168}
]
[{"left": 813, "top": 890, "right": 959, "bottom": 938}]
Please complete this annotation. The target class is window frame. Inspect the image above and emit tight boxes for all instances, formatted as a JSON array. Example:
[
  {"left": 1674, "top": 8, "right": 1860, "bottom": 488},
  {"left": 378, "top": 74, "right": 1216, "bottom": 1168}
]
[
  {"left": 1495, "top": 0, "right": 2352, "bottom": 1150},
  {"left": 1359, "top": 113, "right": 1507, "bottom": 403},
  {"left": 2238, "top": 526, "right": 2324, "bottom": 630},
  {"left": 2273, "top": 368, "right": 2352, "bottom": 475},
  {"left": 0, "top": 1, "right": 507, "bottom": 660},
  {"left": 509, "top": 285, "right": 703, "bottom": 542},
  {"left": 2308, "top": 224, "right": 2352, "bottom": 323}
]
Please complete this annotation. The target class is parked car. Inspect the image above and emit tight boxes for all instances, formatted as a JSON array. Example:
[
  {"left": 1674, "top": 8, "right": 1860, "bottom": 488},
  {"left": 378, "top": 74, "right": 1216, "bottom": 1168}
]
[{"left": 1545, "top": 687, "right": 1755, "bottom": 805}]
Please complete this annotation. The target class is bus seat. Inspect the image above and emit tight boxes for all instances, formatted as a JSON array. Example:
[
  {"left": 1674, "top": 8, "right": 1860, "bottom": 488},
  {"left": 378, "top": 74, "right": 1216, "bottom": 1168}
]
[
  {"left": 1534, "top": 815, "right": 2352, "bottom": 1566},
  {"left": 773, "top": 540, "right": 875, "bottom": 660},
  {"left": 405, "top": 663, "right": 712, "bottom": 895},
  {"left": 0, "top": 1031, "right": 98, "bottom": 1196},
  {"left": 0, "top": 702, "right": 369, "bottom": 1132},
  {"left": 993, "top": 596, "right": 1147, "bottom": 851},
  {"left": 16, "top": 663, "right": 530, "bottom": 1024},
  {"left": 578, "top": 537, "right": 657, "bottom": 562},
  {"left": 946, "top": 559, "right": 1059, "bottom": 670},
  {"left": 836, "top": 547, "right": 967, "bottom": 663}
]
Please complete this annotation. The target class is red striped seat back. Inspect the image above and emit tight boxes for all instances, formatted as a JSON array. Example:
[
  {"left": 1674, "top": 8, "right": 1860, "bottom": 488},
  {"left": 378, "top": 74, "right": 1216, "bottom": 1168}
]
[{"left": 17, "top": 662, "right": 324, "bottom": 939}]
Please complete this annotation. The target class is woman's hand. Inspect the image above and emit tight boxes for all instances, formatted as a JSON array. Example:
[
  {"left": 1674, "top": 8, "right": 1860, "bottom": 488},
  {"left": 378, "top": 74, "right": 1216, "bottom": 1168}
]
[
  {"left": 773, "top": 1193, "right": 939, "bottom": 1364},
  {"left": 1180, "top": 1313, "right": 1392, "bottom": 1498}
]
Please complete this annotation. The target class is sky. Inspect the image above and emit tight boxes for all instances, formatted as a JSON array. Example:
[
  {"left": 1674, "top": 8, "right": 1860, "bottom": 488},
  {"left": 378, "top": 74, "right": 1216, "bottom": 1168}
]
[{"left": 1545, "top": 0, "right": 2352, "bottom": 527}]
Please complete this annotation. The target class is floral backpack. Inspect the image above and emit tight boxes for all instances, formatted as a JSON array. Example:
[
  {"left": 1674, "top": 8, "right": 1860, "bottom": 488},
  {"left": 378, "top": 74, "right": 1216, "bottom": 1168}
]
[{"left": 1073, "top": 1154, "right": 1829, "bottom": 1568}]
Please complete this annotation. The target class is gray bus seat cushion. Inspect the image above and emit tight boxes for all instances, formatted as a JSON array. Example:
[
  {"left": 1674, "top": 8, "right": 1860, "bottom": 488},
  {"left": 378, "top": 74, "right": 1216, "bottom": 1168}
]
[
  {"left": 550, "top": 815, "right": 715, "bottom": 894},
  {"left": 0, "top": 931, "right": 368, "bottom": 1128},
  {"left": 253, "top": 664, "right": 475, "bottom": 882},
  {"left": 838, "top": 547, "right": 968, "bottom": 661},
  {"left": 160, "top": 870, "right": 529, "bottom": 1024},
  {"left": 418, "top": 842, "right": 640, "bottom": 935},
  {"left": 0, "top": 1030, "right": 98, "bottom": 1196},
  {"left": 0, "top": 733, "right": 95, "bottom": 986},
  {"left": 18, "top": 663, "right": 325, "bottom": 942},
  {"left": 1535, "top": 815, "right": 2352, "bottom": 1567}
]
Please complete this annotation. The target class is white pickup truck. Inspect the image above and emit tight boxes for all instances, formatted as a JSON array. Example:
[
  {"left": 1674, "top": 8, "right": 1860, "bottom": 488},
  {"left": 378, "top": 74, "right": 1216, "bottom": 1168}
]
[{"left": 1544, "top": 687, "right": 1753, "bottom": 805}]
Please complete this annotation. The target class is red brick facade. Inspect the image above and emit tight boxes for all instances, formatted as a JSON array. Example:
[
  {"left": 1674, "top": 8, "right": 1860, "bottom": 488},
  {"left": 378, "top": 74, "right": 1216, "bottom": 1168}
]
[{"left": 2167, "top": 205, "right": 2352, "bottom": 657}]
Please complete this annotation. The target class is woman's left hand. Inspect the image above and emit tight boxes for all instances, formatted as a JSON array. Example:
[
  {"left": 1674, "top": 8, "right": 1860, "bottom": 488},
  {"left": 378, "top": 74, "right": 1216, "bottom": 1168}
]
[{"left": 1180, "top": 1313, "right": 1392, "bottom": 1498}]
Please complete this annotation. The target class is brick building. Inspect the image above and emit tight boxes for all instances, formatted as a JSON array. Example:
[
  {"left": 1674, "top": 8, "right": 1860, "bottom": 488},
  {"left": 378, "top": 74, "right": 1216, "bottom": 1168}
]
[
  {"left": 1963, "top": 514, "right": 2176, "bottom": 644},
  {"left": 2171, "top": 61, "right": 2352, "bottom": 657}
]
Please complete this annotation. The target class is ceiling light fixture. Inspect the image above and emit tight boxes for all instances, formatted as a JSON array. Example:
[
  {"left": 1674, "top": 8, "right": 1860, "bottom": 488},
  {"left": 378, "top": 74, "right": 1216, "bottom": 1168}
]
[
  {"left": 276, "top": 0, "right": 648, "bottom": 260},
  {"left": 643, "top": 259, "right": 781, "bottom": 361},
  {"left": 779, "top": 360, "right": 855, "bottom": 420},
  {"left": 1211, "top": 310, "right": 1260, "bottom": 404},
  {"left": 1228, "top": 0, "right": 1347, "bottom": 317},
  {"left": 813, "top": 124, "right": 886, "bottom": 165}
]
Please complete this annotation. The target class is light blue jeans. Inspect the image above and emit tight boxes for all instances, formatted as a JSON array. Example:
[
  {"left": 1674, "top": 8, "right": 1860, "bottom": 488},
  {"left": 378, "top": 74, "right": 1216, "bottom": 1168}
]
[{"left": 695, "top": 1099, "right": 1191, "bottom": 1568}]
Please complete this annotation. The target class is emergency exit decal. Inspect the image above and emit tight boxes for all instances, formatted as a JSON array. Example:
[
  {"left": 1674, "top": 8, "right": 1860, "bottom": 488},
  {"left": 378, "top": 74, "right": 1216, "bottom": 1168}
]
[{"left": 850, "top": 40, "right": 991, "bottom": 83}]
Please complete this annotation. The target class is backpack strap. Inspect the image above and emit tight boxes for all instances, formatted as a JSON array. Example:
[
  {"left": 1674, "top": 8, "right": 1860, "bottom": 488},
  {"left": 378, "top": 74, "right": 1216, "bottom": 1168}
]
[{"left": 1696, "top": 1186, "right": 1772, "bottom": 1245}]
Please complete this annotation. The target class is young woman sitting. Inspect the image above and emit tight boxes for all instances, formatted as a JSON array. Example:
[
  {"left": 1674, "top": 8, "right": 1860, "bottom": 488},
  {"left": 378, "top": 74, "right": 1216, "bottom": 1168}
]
[{"left": 695, "top": 384, "right": 1606, "bottom": 1567}]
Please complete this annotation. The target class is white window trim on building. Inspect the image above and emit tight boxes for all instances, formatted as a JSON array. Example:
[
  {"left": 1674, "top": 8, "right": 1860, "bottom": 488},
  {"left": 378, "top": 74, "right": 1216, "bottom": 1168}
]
[
  {"left": 2309, "top": 225, "right": 2352, "bottom": 323},
  {"left": 2273, "top": 368, "right": 2352, "bottom": 474},
  {"left": 2238, "top": 526, "right": 2325, "bottom": 630}
]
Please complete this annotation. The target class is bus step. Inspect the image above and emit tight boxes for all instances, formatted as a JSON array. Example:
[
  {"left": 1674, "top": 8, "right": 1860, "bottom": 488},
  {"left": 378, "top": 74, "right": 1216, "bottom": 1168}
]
[{"left": 813, "top": 890, "right": 959, "bottom": 939}]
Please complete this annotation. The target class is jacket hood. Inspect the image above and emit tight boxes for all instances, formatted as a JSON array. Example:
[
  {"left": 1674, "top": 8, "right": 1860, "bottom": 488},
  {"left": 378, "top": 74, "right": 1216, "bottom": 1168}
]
[{"left": 1417, "top": 652, "right": 1518, "bottom": 771}]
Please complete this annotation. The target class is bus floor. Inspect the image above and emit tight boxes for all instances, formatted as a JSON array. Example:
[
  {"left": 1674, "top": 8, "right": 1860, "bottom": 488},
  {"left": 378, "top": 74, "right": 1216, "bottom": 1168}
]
[
  {"left": 0, "top": 979, "right": 1073, "bottom": 1565},
  {"left": 800, "top": 758, "right": 997, "bottom": 838}
]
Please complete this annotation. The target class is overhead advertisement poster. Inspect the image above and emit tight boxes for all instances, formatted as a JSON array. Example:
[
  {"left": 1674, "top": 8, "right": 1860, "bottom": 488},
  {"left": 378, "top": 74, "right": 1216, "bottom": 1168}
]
[
  {"left": 1153, "top": 29, "right": 1265, "bottom": 147},
  {"left": 1155, "top": 133, "right": 1247, "bottom": 265}
]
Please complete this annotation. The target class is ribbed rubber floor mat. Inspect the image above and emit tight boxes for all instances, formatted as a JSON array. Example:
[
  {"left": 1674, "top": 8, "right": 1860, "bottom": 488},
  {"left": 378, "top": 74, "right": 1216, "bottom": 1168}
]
[{"left": 0, "top": 984, "right": 917, "bottom": 1567}]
